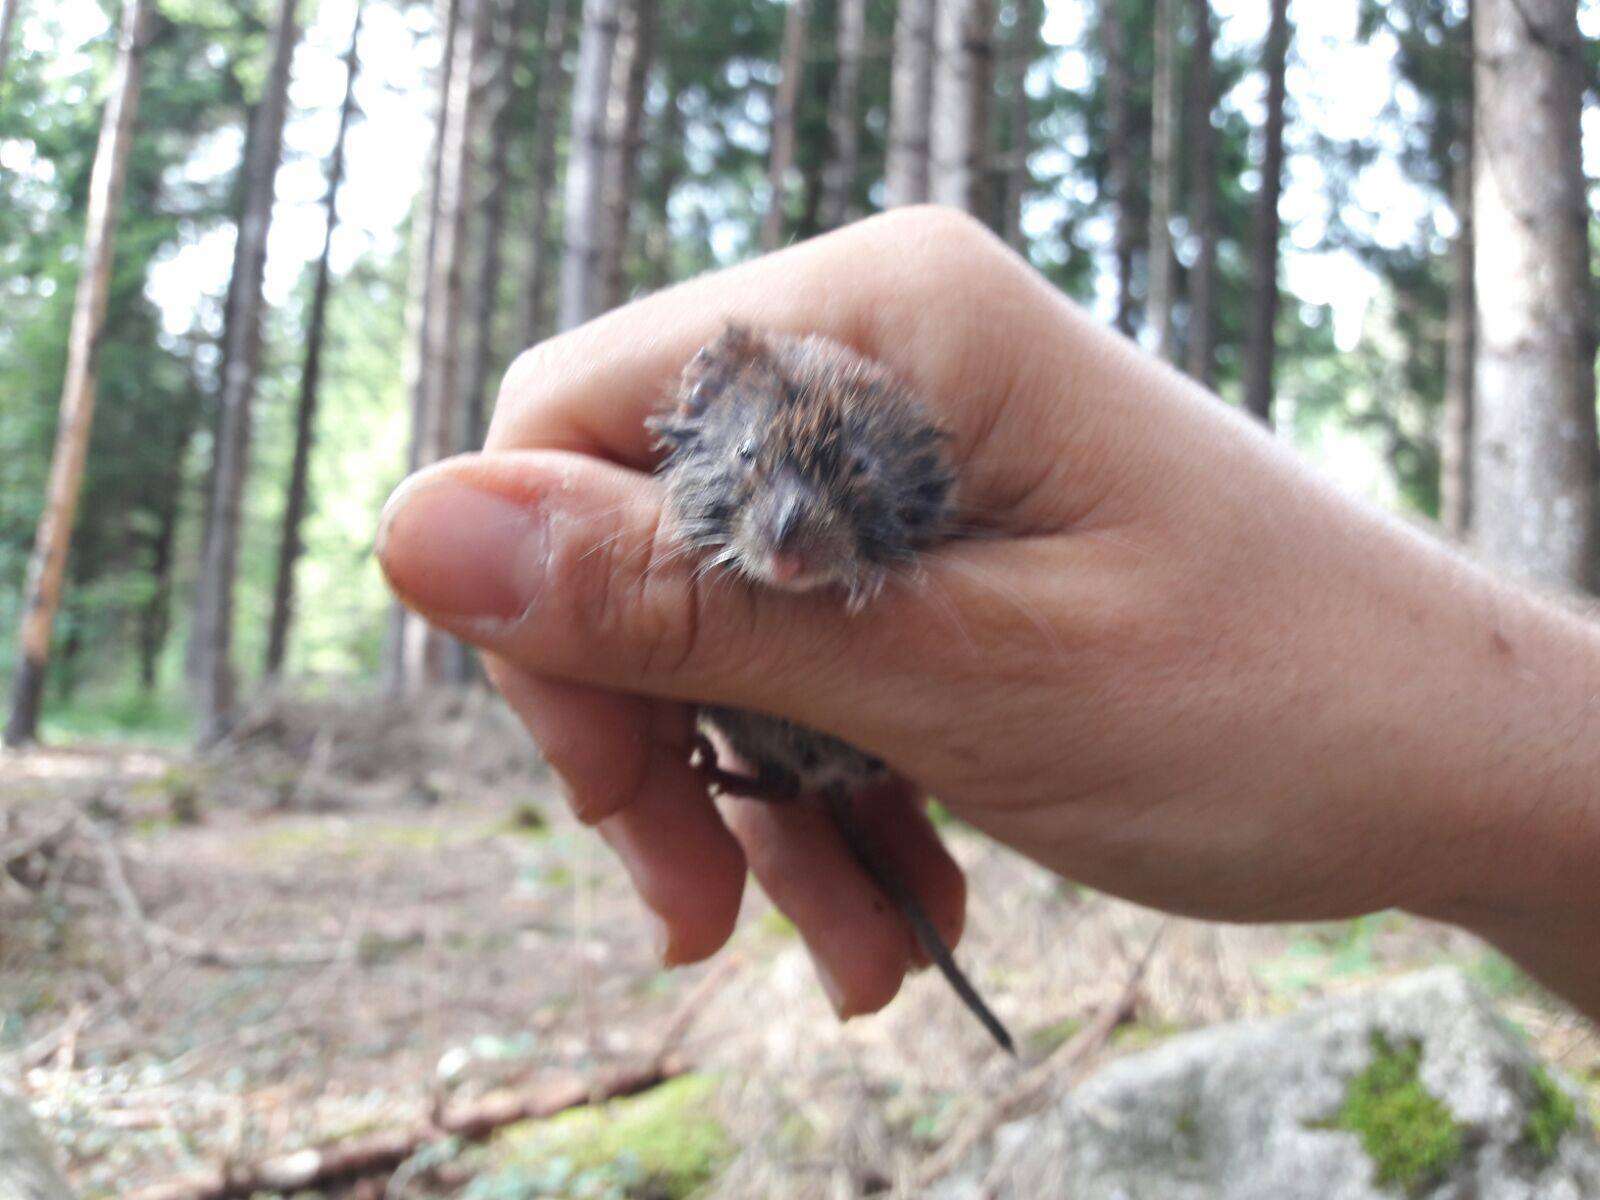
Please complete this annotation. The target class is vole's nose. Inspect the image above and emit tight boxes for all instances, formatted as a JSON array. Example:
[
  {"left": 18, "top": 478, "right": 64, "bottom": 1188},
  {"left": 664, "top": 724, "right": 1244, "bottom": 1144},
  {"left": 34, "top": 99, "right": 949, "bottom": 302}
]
[{"left": 772, "top": 489, "right": 805, "bottom": 549}]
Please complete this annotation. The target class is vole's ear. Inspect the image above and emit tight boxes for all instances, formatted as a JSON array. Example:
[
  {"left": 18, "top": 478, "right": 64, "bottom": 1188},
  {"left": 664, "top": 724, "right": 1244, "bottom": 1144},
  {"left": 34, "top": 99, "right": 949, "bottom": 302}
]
[
  {"left": 646, "top": 413, "right": 697, "bottom": 449},
  {"left": 679, "top": 324, "right": 773, "bottom": 417}
]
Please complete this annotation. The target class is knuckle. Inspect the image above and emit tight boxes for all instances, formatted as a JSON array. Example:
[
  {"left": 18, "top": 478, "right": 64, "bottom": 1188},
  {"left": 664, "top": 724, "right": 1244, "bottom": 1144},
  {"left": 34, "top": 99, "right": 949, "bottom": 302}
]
[
  {"left": 559, "top": 507, "right": 702, "bottom": 685},
  {"left": 871, "top": 204, "right": 1000, "bottom": 262}
]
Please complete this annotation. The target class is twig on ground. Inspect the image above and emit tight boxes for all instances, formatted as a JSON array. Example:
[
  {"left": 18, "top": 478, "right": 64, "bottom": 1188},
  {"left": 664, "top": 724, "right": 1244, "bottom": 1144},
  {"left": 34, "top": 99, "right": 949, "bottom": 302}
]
[
  {"left": 914, "top": 920, "right": 1169, "bottom": 1190},
  {"left": 89, "top": 823, "right": 418, "bottom": 969},
  {"left": 124, "top": 1058, "right": 689, "bottom": 1200},
  {"left": 649, "top": 953, "right": 745, "bottom": 1072},
  {"left": 1, "top": 814, "right": 79, "bottom": 889}
]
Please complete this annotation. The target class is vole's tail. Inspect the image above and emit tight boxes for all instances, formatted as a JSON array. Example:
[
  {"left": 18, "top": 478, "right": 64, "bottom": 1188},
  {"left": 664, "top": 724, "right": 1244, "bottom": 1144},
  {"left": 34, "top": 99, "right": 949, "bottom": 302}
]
[{"left": 823, "top": 790, "right": 1017, "bottom": 1056}]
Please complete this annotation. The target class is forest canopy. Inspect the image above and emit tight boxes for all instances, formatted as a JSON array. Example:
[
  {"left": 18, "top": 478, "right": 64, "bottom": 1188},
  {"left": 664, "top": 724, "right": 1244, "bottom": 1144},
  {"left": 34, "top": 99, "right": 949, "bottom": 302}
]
[{"left": 3, "top": 0, "right": 1599, "bottom": 743}]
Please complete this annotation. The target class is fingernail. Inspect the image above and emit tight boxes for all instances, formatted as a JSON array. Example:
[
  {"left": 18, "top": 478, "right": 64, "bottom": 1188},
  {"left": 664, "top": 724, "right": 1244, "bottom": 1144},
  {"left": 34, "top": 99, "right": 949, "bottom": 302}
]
[
  {"left": 815, "top": 956, "right": 857, "bottom": 1020},
  {"left": 648, "top": 912, "right": 679, "bottom": 968},
  {"left": 377, "top": 475, "right": 546, "bottom": 620}
]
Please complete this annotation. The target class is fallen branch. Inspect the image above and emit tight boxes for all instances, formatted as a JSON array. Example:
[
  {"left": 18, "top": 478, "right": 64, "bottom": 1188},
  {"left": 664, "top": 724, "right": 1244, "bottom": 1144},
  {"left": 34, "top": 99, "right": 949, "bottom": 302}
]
[
  {"left": 914, "top": 921, "right": 1168, "bottom": 1189},
  {"left": 124, "top": 1058, "right": 687, "bottom": 1200}
]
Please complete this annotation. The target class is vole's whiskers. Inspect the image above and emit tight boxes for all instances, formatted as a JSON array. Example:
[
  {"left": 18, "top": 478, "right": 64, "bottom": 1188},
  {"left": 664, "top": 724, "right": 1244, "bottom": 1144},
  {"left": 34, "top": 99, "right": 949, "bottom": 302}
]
[
  {"left": 895, "top": 569, "right": 979, "bottom": 656},
  {"left": 938, "top": 555, "right": 1067, "bottom": 659}
]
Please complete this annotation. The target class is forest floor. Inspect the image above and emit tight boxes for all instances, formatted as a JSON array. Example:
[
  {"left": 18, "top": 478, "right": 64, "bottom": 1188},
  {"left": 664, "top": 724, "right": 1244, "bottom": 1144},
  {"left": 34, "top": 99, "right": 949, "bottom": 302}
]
[{"left": 1, "top": 689, "right": 1597, "bottom": 1200}]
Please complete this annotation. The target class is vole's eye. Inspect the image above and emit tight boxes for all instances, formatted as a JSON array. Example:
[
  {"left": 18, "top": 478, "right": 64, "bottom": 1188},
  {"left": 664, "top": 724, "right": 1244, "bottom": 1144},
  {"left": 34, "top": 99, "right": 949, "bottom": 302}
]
[
  {"left": 847, "top": 451, "right": 872, "bottom": 478},
  {"left": 738, "top": 439, "right": 758, "bottom": 462}
]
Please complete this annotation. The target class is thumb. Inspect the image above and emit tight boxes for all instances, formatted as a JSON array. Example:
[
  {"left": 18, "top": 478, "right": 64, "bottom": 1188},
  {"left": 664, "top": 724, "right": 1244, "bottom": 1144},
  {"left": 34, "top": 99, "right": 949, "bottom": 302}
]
[{"left": 377, "top": 450, "right": 893, "bottom": 729}]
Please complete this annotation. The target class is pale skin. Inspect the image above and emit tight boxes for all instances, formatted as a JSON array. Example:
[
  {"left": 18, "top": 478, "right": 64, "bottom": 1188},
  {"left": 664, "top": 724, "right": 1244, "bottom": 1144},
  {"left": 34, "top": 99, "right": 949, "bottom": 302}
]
[{"left": 379, "top": 207, "right": 1600, "bottom": 1024}]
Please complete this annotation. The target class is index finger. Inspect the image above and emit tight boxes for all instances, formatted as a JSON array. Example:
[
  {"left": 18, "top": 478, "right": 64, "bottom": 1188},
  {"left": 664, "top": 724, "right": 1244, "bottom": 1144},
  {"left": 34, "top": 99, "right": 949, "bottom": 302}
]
[{"left": 485, "top": 207, "right": 1091, "bottom": 522}]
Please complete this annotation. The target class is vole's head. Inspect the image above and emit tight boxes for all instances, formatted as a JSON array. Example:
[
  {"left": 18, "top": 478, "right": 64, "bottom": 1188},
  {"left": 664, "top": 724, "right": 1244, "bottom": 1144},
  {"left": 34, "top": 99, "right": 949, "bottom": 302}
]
[{"left": 651, "top": 326, "right": 955, "bottom": 606}]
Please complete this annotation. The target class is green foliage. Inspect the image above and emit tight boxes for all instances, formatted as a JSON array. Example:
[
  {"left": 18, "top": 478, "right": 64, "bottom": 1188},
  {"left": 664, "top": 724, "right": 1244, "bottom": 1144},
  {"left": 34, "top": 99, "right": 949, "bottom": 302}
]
[
  {"left": 1322, "top": 1033, "right": 1464, "bottom": 1196},
  {"left": 477, "top": 1074, "right": 731, "bottom": 1200}
]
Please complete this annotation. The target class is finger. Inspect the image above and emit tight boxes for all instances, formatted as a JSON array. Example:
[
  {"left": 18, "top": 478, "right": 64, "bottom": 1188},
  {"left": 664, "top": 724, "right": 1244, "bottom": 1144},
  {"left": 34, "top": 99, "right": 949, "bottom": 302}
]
[
  {"left": 721, "top": 790, "right": 914, "bottom": 1020},
  {"left": 844, "top": 784, "right": 968, "bottom": 970},
  {"left": 485, "top": 207, "right": 1097, "bottom": 524},
  {"left": 486, "top": 657, "right": 746, "bottom": 966}
]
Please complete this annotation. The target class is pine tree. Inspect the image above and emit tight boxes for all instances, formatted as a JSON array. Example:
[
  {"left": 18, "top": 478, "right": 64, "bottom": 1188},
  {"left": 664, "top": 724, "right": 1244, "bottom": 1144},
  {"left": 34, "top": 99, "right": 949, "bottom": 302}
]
[
  {"left": 1242, "top": 0, "right": 1291, "bottom": 425},
  {"left": 190, "top": 0, "right": 301, "bottom": 741},
  {"left": 1472, "top": 0, "right": 1596, "bottom": 586},
  {"left": 266, "top": 0, "right": 365, "bottom": 678},
  {"left": 886, "top": 0, "right": 934, "bottom": 208},
  {"left": 5, "top": 0, "right": 154, "bottom": 747},
  {"left": 559, "top": 0, "right": 621, "bottom": 326}
]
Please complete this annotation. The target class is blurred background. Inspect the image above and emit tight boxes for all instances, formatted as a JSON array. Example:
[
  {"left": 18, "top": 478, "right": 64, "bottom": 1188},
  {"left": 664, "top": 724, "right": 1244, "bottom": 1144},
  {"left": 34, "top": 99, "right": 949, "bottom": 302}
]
[{"left": 2, "top": 0, "right": 1599, "bottom": 1196}]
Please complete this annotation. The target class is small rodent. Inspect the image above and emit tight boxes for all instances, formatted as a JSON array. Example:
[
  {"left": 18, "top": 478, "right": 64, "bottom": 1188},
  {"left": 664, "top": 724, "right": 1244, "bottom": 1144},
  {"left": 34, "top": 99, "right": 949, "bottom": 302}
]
[{"left": 651, "top": 324, "right": 1015, "bottom": 1055}]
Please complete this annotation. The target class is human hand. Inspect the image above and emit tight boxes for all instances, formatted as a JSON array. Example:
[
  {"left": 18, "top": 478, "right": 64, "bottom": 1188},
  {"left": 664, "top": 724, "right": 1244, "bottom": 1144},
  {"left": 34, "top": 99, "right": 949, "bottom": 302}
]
[{"left": 378, "top": 208, "right": 1600, "bottom": 1020}]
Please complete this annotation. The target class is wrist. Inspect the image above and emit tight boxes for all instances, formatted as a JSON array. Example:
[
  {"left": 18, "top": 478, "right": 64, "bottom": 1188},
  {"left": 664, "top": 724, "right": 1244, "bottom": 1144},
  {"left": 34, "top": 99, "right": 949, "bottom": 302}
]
[{"left": 1396, "top": 559, "right": 1600, "bottom": 1004}]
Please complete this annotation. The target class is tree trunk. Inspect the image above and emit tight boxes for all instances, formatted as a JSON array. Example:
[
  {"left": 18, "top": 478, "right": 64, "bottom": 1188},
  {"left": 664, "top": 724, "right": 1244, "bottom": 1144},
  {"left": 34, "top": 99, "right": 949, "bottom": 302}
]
[
  {"left": 761, "top": 0, "right": 809, "bottom": 251},
  {"left": 644, "top": 89, "right": 684, "bottom": 288},
  {"left": 885, "top": 0, "right": 934, "bottom": 208},
  {"left": 1099, "top": 0, "right": 1135, "bottom": 336},
  {"left": 1242, "top": 0, "right": 1290, "bottom": 426},
  {"left": 1185, "top": 0, "right": 1217, "bottom": 388},
  {"left": 1471, "top": 0, "right": 1596, "bottom": 587},
  {"left": 265, "top": 0, "right": 363, "bottom": 679},
  {"left": 386, "top": 0, "right": 459, "bottom": 696},
  {"left": 819, "top": 0, "right": 865, "bottom": 229},
  {"left": 1441, "top": 93, "right": 1474, "bottom": 540},
  {"left": 599, "top": 0, "right": 658, "bottom": 308},
  {"left": 402, "top": 0, "right": 491, "bottom": 687},
  {"left": 137, "top": 480, "right": 181, "bottom": 690},
  {"left": 1146, "top": 0, "right": 1177, "bottom": 361},
  {"left": 1001, "top": 0, "right": 1038, "bottom": 250},
  {"left": 463, "top": 0, "right": 526, "bottom": 455},
  {"left": 516, "top": 0, "right": 573, "bottom": 347},
  {"left": 189, "top": 0, "right": 299, "bottom": 744},
  {"left": 0, "top": 0, "right": 21, "bottom": 97},
  {"left": 931, "top": 0, "right": 995, "bottom": 214},
  {"left": 0, "top": 1090, "right": 77, "bottom": 1200},
  {"left": 4, "top": 0, "right": 153, "bottom": 749},
  {"left": 558, "top": 0, "right": 621, "bottom": 327}
]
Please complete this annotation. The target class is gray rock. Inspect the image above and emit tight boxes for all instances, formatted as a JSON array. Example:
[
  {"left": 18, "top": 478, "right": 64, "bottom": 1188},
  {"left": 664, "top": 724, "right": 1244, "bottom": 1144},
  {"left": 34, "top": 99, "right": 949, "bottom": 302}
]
[
  {"left": 936, "top": 969, "right": 1600, "bottom": 1200},
  {"left": 0, "top": 1089, "right": 75, "bottom": 1200}
]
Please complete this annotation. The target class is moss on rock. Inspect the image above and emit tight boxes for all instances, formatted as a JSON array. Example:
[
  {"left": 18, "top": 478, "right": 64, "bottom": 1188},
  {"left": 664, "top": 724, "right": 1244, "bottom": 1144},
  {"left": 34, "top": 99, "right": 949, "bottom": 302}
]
[
  {"left": 487, "top": 1073, "right": 730, "bottom": 1199},
  {"left": 1325, "top": 1033, "right": 1464, "bottom": 1197}
]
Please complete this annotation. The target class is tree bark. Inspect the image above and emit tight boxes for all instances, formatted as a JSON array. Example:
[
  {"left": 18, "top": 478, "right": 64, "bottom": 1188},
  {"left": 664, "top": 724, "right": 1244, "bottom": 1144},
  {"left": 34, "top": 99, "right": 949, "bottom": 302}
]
[
  {"left": 0, "top": 1090, "right": 77, "bottom": 1200},
  {"left": 761, "top": 0, "right": 809, "bottom": 251},
  {"left": 886, "top": 0, "right": 934, "bottom": 208},
  {"left": 137, "top": 481, "right": 181, "bottom": 691},
  {"left": 1441, "top": 90, "right": 1474, "bottom": 540},
  {"left": 819, "top": 0, "right": 865, "bottom": 228},
  {"left": 402, "top": 0, "right": 491, "bottom": 687},
  {"left": 1099, "top": 0, "right": 1135, "bottom": 336},
  {"left": 1001, "top": 0, "right": 1038, "bottom": 250},
  {"left": 1471, "top": 0, "right": 1596, "bottom": 587},
  {"left": 599, "top": 0, "right": 658, "bottom": 309},
  {"left": 265, "top": 0, "right": 363, "bottom": 679},
  {"left": 190, "top": 0, "right": 299, "bottom": 743},
  {"left": 463, "top": 0, "right": 526, "bottom": 456},
  {"left": 931, "top": 0, "right": 995, "bottom": 214},
  {"left": 4, "top": 0, "right": 153, "bottom": 749},
  {"left": 0, "top": 0, "right": 21, "bottom": 98},
  {"left": 385, "top": 0, "right": 460, "bottom": 698},
  {"left": 1242, "top": 0, "right": 1290, "bottom": 426},
  {"left": 1185, "top": 0, "right": 1217, "bottom": 388},
  {"left": 516, "top": 0, "right": 573, "bottom": 347},
  {"left": 558, "top": 0, "right": 621, "bottom": 327},
  {"left": 1146, "top": 0, "right": 1178, "bottom": 361}
]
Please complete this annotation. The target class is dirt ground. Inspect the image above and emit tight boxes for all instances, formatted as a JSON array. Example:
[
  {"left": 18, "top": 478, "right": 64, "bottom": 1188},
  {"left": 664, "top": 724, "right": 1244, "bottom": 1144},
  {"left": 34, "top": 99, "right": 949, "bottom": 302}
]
[{"left": 2, "top": 690, "right": 1596, "bottom": 1199}]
